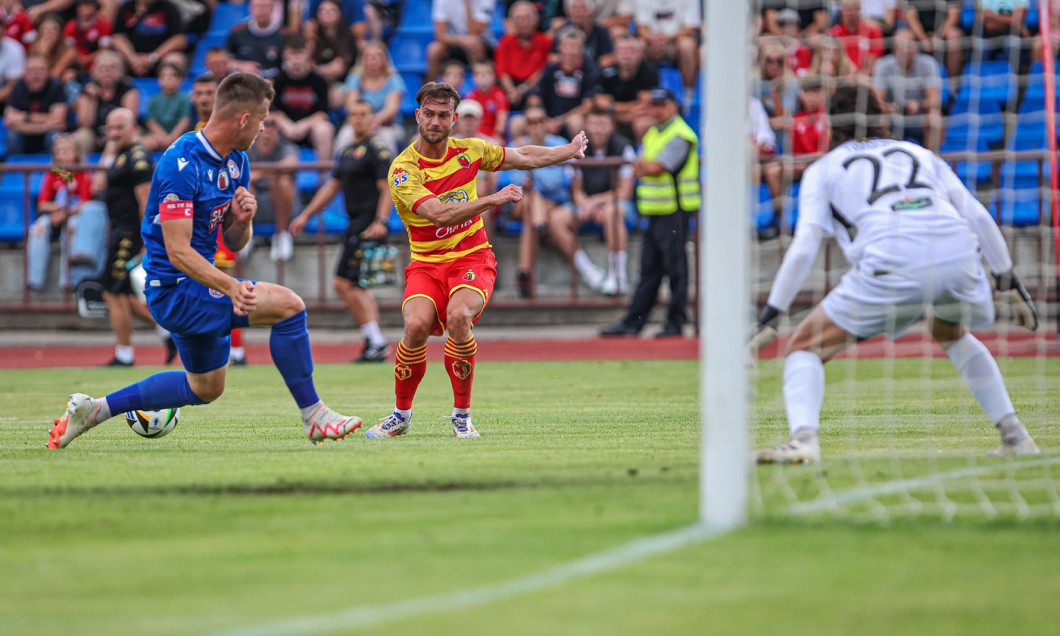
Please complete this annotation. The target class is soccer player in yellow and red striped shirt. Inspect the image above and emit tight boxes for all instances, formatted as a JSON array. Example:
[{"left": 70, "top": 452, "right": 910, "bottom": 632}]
[{"left": 366, "top": 82, "right": 588, "bottom": 439}]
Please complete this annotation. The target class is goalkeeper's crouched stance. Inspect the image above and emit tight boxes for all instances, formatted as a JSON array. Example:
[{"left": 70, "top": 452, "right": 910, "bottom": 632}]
[{"left": 750, "top": 85, "right": 1040, "bottom": 465}]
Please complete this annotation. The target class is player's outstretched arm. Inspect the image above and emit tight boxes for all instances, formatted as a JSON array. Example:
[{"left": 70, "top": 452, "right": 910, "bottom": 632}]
[
  {"left": 499, "top": 130, "right": 588, "bottom": 170},
  {"left": 416, "top": 185, "right": 524, "bottom": 228}
]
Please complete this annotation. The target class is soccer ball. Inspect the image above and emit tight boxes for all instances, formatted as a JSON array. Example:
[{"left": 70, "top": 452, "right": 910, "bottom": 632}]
[{"left": 125, "top": 408, "right": 180, "bottom": 438}]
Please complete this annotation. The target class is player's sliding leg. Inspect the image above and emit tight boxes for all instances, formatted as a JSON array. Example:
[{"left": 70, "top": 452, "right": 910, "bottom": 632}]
[
  {"left": 366, "top": 297, "right": 434, "bottom": 438},
  {"left": 755, "top": 306, "right": 853, "bottom": 465},
  {"left": 253, "top": 286, "right": 363, "bottom": 443},
  {"left": 931, "top": 320, "right": 1040, "bottom": 457},
  {"left": 47, "top": 370, "right": 214, "bottom": 449}
]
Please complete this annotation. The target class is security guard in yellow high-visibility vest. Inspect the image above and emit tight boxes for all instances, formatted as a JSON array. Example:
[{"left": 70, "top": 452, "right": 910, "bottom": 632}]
[{"left": 601, "top": 88, "right": 700, "bottom": 338}]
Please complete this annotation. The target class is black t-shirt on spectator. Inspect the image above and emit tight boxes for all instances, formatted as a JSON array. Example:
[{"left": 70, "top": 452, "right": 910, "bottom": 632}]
[
  {"left": 91, "top": 79, "right": 135, "bottom": 136},
  {"left": 8, "top": 77, "right": 66, "bottom": 118},
  {"left": 599, "top": 59, "right": 658, "bottom": 104},
  {"left": 905, "top": 0, "right": 963, "bottom": 34},
  {"left": 227, "top": 24, "right": 288, "bottom": 78},
  {"left": 580, "top": 132, "right": 634, "bottom": 196},
  {"left": 114, "top": 0, "right": 183, "bottom": 53},
  {"left": 536, "top": 58, "right": 600, "bottom": 118},
  {"left": 105, "top": 142, "right": 153, "bottom": 227},
  {"left": 758, "top": 0, "right": 829, "bottom": 30},
  {"left": 273, "top": 71, "right": 330, "bottom": 122},
  {"left": 332, "top": 135, "right": 392, "bottom": 233}
]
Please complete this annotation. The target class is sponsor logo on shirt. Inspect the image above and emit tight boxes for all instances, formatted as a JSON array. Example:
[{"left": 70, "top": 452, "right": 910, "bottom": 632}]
[
  {"left": 208, "top": 201, "right": 231, "bottom": 232},
  {"left": 392, "top": 167, "right": 408, "bottom": 187}
]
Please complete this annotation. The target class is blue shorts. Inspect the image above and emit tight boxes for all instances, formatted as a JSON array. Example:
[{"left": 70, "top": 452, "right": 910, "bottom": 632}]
[{"left": 144, "top": 277, "right": 253, "bottom": 373}]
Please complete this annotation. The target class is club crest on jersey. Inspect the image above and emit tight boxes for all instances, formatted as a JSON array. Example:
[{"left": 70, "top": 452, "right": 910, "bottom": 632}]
[
  {"left": 462, "top": 269, "right": 476, "bottom": 282},
  {"left": 218, "top": 170, "right": 229, "bottom": 190},
  {"left": 392, "top": 167, "right": 408, "bottom": 187},
  {"left": 353, "top": 145, "right": 366, "bottom": 159},
  {"left": 208, "top": 288, "right": 225, "bottom": 299},
  {"left": 208, "top": 201, "right": 230, "bottom": 232},
  {"left": 226, "top": 159, "right": 240, "bottom": 180},
  {"left": 439, "top": 189, "right": 469, "bottom": 204},
  {"left": 456, "top": 152, "right": 471, "bottom": 169}
]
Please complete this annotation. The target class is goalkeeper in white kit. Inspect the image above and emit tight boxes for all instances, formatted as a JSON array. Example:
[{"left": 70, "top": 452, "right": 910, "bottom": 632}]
[{"left": 752, "top": 84, "right": 1040, "bottom": 464}]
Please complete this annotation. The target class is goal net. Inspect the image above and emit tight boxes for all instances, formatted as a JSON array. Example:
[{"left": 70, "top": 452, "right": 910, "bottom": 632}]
[{"left": 704, "top": 0, "right": 1060, "bottom": 525}]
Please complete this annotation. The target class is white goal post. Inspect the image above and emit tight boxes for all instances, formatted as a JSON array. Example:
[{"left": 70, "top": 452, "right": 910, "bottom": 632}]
[{"left": 700, "top": 0, "right": 751, "bottom": 529}]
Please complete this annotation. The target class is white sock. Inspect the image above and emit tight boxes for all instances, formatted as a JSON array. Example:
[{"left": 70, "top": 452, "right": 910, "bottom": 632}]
[
  {"left": 611, "top": 251, "right": 627, "bottom": 279},
  {"left": 361, "top": 321, "right": 386, "bottom": 347},
  {"left": 573, "top": 249, "right": 598, "bottom": 279},
  {"left": 230, "top": 347, "right": 246, "bottom": 361},
  {"left": 95, "top": 397, "right": 113, "bottom": 424},
  {"left": 395, "top": 408, "right": 411, "bottom": 422},
  {"left": 784, "top": 351, "right": 825, "bottom": 435},
  {"left": 452, "top": 407, "right": 469, "bottom": 418},
  {"left": 300, "top": 400, "right": 324, "bottom": 422},
  {"left": 115, "top": 345, "right": 134, "bottom": 365},
  {"left": 155, "top": 325, "right": 170, "bottom": 339},
  {"left": 945, "top": 334, "right": 1015, "bottom": 423}
]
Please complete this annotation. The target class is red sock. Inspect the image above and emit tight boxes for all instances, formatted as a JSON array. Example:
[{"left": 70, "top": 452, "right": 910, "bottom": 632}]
[
  {"left": 444, "top": 335, "right": 477, "bottom": 409},
  {"left": 394, "top": 340, "right": 427, "bottom": 410},
  {"left": 231, "top": 328, "right": 243, "bottom": 348}
]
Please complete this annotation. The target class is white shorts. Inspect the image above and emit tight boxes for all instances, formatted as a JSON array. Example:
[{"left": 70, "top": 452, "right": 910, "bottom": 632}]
[{"left": 822, "top": 255, "right": 995, "bottom": 340}]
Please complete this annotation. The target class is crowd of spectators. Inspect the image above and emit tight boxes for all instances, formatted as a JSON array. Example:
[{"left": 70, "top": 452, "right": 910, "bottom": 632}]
[{"left": 2, "top": 0, "right": 1058, "bottom": 295}]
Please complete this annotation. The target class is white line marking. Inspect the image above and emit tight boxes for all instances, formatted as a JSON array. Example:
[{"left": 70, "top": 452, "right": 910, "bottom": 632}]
[
  {"left": 787, "top": 456, "right": 1060, "bottom": 515},
  {"left": 216, "top": 457, "right": 1059, "bottom": 636},
  {"left": 212, "top": 523, "right": 724, "bottom": 636}
]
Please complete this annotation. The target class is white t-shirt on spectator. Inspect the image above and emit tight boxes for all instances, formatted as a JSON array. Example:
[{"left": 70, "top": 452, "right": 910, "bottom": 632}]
[
  {"left": 860, "top": 0, "right": 897, "bottom": 21},
  {"left": 432, "top": 0, "right": 494, "bottom": 37},
  {"left": 748, "top": 97, "right": 777, "bottom": 153},
  {"left": 633, "top": 0, "right": 701, "bottom": 37},
  {"left": 0, "top": 37, "right": 26, "bottom": 88}
]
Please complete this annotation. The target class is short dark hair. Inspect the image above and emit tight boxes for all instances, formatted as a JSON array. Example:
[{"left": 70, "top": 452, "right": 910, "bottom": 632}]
[
  {"left": 416, "top": 82, "right": 461, "bottom": 109},
  {"left": 284, "top": 33, "right": 308, "bottom": 52},
  {"left": 214, "top": 72, "right": 275, "bottom": 116},
  {"left": 586, "top": 105, "right": 613, "bottom": 119},
  {"left": 194, "top": 72, "right": 218, "bottom": 86},
  {"left": 206, "top": 46, "right": 229, "bottom": 56},
  {"left": 828, "top": 82, "right": 889, "bottom": 147}
]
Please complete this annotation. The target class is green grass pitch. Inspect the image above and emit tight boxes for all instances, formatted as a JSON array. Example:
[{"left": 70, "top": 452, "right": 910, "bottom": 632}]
[{"left": 1, "top": 358, "right": 1058, "bottom": 635}]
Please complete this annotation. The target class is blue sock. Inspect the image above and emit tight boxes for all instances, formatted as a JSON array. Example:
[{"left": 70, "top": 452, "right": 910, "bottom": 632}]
[
  {"left": 106, "top": 370, "right": 208, "bottom": 413},
  {"left": 270, "top": 310, "right": 319, "bottom": 408}
]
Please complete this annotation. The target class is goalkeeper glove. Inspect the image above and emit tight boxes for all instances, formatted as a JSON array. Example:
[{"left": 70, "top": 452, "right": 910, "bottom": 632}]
[
  {"left": 994, "top": 270, "right": 1038, "bottom": 331},
  {"left": 748, "top": 304, "right": 781, "bottom": 356}
]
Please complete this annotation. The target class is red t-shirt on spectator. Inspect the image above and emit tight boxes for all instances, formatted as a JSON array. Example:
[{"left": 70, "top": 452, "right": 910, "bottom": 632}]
[
  {"left": 467, "top": 85, "right": 508, "bottom": 137},
  {"left": 790, "top": 42, "right": 812, "bottom": 77},
  {"left": 4, "top": 8, "right": 36, "bottom": 48},
  {"left": 64, "top": 15, "right": 114, "bottom": 59},
  {"left": 494, "top": 31, "right": 552, "bottom": 85},
  {"left": 38, "top": 171, "right": 94, "bottom": 209},
  {"left": 827, "top": 20, "right": 884, "bottom": 72},
  {"left": 791, "top": 109, "right": 829, "bottom": 156}
]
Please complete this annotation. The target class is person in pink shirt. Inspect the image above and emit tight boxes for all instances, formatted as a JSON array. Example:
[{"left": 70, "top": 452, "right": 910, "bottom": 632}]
[
  {"left": 466, "top": 60, "right": 508, "bottom": 140},
  {"left": 827, "top": 0, "right": 885, "bottom": 74}
]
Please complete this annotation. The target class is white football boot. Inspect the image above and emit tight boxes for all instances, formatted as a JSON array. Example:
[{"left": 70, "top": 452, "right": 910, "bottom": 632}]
[
  {"left": 445, "top": 414, "right": 480, "bottom": 438},
  {"left": 303, "top": 404, "right": 362, "bottom": 444},
  {"left": 365, "top": 411, "right": 411, "bottom": 438},
  {"left": 754, "top": 427, "right": 821, "bottom": 464},
  {"left": 987, "top": 415, "right": 1041, "bottom": 457},
  {"left": 47, "top": 393, "right": 100, "bottom": 449}
]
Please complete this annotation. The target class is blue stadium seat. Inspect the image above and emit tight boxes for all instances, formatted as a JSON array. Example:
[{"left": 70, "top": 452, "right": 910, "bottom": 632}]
[
  {"left": 945, "top": 97, "right": 1004, "bottom": 146},
  {"left": 302, "top": 193, "right": 350, "bottom": 234},
  {"left": 390, "top": 30, "right": 433, "bottom": 74},
  {"left": 189, "top": 32, "right": 228, "bottom": 78},
  {"left": 400, "top": 0, "right": 432, "bottom": 30},
  {"left": 658, "top": 67, "right": 683, "bottom": 103},
  {"left": 940, "top": 134, "right": 992, "bottom": 186},
  {"left": 295, "top": 147, "right": 325, "bottom": 193},
  {"left": 754, "top": 183, "right": 776, "bottom": 235},
  {"left": 997, "top": 113, "right": 1051, "bottom": 226},
  {"left": 0, "top": 193, "right": 27, "bottom": 241},
  {"left": 400, "top": 71, "right": 422, "bottom": 118},
  {"left": 491, "top": 2, "right": 507, "bottom": 39},
  {"left": 208, "top": 1, "right": 249, "bottom": 38},
  {"left": 956, "top": 60, "right": 1016, "bottom": 109},
  {"left": 0, "top": 155, "right": 50, "bottom": 241},
  {"left": 0, "top": 117, "right": 6, "bottom": 159}
]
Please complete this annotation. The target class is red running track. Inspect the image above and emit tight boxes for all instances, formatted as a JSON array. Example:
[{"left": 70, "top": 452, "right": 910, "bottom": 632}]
[{"left": 0, "top": 332, "right": 1054, "bottom": 369}]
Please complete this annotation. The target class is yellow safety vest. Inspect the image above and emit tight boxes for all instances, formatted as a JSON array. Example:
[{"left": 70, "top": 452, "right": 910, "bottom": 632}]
[{"left": 636, "top": 116, "right": 700, "bottom": 215}]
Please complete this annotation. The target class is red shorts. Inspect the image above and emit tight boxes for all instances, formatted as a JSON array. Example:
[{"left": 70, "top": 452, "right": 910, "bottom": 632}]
[
  {"left": 214, "top": 232, "right": 236, "bottom": 269},
  {"left": 403, "top": 248, "right": 497, "bottom": 336}
]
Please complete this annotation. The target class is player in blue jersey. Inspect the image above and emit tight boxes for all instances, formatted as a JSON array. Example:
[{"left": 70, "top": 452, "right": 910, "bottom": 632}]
[{"left": 48, "top": 73, "right": 363, "bottom": 448}]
